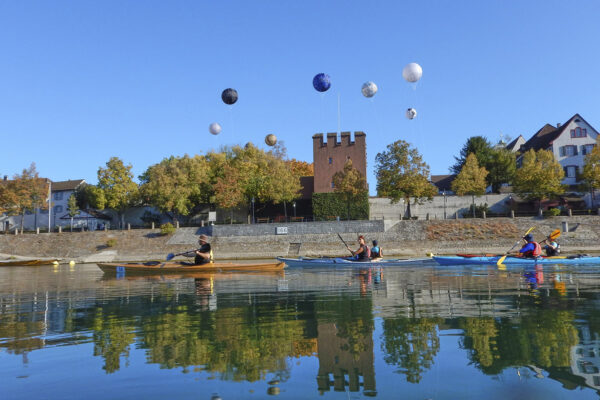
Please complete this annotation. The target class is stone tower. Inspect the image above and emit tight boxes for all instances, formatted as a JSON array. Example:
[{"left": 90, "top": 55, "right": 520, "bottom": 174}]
[{"left": 312, "top": 131, "right": 367, "bottom": 193}]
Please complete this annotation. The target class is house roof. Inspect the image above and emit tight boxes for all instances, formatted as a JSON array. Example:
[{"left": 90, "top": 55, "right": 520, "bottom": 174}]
[
  {"left": 519, "top": 113, "right": 594, "bottom": 154},
  {"left": 430, "top": 174, "right": 455, "bottom": 191},
  {"left": 505, "top": 135, "right": 524, "bottom": 151},
  {"left": 52, "top": 179, "right": 85, "bottom": 191}
]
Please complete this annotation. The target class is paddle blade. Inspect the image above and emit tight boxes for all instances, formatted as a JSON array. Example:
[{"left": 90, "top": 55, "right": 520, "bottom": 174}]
[
  {"left": 549, "top": 229, "right": 561, "bottom": 240},
  {"left": 166, "top": 253, "right": 175, "bottom": 261},
  {"left": 497, "top": 255, "right": 507, "bottom": 266}
]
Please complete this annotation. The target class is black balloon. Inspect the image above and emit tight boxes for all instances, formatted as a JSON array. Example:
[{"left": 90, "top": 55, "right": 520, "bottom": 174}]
[{"left": 221, "top": 88, "right": 238, "bottom": 105}]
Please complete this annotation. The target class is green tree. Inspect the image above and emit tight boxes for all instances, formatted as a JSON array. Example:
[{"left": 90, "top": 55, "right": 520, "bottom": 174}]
[
  {"left": 139, "top": 155, "right": 211, "bottom": 221},
  {"left": 332, "top": 159, "right": 367, "bottom": 220},
  {"left": 451, "top": 153, "right": 489, "bottom": 217},
  {"left": 487, "top": 148, "right": 516, "bottom": 192},
  {"left": 97, "top": 157, "right": 139, "bottom": 228},
  {"left": 580, "top": 136, "right": 600, "bottom": 207},
  {"left": 375, "top": 140, "right": 437, "bottom": 219},
  {"left": 513, "top": 149, "right": 565, "bottom": 213},
  {"left": 450, "top": 136, "right": 493, "bottom": 175},
  {"left": 67, "top": 194, "right": 80, "bottom": 232},
  {"left": 75, "top": 183, "right": 106, "bottom": 210}
]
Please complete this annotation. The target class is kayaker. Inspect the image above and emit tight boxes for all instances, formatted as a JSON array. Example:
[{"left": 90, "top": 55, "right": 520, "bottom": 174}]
[
  {"left": 184, "top": 234, "right": 213, "bottom": 265},
  {"left": 371, "top": 240, "right": 383, "bottom": 259},
  {"left": 519, "top": 234, "right": 542, "bottom": 258},
  {"left": 544, "top": 240, "right": 560, "bottom": 256},
  {"left": 347, "top": 235, "right": 370, "bottom": 261}
]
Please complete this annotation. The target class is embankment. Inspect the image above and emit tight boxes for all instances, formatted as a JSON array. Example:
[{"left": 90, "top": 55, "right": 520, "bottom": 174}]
[{"left": 0, "top": 217, "right": 598, "bottom": 262}]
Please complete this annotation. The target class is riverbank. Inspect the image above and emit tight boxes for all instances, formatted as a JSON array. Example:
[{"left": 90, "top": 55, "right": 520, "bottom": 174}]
[{"left": 1, "top": 216, "right": 599, "bottom": 263}]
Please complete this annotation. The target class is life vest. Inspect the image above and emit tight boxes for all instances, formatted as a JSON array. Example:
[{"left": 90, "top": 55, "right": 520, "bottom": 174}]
[
  {"left": 523, "top": 241, "right": 542, "bottom": 258},
  {"left": 371, "top": 246, "right": 381, "bottom": 258}
]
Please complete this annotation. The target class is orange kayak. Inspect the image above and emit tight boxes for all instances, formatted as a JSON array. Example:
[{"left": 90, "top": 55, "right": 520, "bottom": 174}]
[{"left": 0, "top": 259, "right": 59, "bottom": 266}]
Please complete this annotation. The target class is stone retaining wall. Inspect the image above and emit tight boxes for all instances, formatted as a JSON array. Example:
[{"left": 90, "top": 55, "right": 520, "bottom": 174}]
[{"left": 1, "top": 216, "right": 598, "bottom": 262}]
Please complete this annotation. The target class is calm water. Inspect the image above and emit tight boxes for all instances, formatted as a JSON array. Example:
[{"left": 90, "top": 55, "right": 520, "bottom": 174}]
[{"left": 2, "top": 262, "right": 600, "bottom": 399}]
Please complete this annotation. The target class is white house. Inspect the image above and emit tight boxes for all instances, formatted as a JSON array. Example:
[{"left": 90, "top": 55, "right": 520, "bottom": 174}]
[{"left": 516, "top": 114, "right": 599, "bottom": 186}]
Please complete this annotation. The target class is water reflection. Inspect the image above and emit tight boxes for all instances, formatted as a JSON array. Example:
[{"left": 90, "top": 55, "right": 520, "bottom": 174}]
[{"left": 2, "top": 263, "right": 600, "bottom": 398}]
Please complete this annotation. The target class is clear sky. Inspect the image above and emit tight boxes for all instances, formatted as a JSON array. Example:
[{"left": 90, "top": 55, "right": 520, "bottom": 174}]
[{"left": 1, "top": 1, "right": 599, "bottom": 194}]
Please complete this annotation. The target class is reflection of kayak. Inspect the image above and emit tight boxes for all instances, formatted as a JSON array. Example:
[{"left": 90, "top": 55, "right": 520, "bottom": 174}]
[
  {"left": 277, "top": 257, "right": 433, "bottom": 268},
  {"left": 97, "top": 261, "right": 285, "bottom": 275},
  {"left": 101, "top": 270, "right": 285, "bottom": 281},
  {"left": 433, "top": 255, "right": 600, "bottom": 266},
  {"left": 0, "top": 259, "right": 59, "bottom": 266}
]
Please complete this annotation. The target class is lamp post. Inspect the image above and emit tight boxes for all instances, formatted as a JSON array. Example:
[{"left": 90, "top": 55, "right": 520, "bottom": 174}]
[
  {"left": 293, "top": 201, "right": 296, "bottom": 218},
  {"left": 442, "top": 190, "right": 447, "bottom": 220},
  {"left": 251, "top": 197, "right": 255, "bottom": 224}
]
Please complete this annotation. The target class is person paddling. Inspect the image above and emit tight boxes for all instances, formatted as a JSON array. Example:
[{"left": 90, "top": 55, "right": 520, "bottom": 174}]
[
  {"left": 544, "top": 239, "right": 560, "bottom": 256},
  {"left": 183, "top": 234, "right": 213, "bottom": 265},
  {"left": 346, "top": 235, "right": 370, "bottom": 262},
  {"left": 518, "top": 233, "right": 542, "bottom": 258},
  {"left": 370, "top": 240, "right": 383, "bottom": 260}
]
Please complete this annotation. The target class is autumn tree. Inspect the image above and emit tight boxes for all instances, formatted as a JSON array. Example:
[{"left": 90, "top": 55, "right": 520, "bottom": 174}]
[
  {"left": 332, "top": 159, "right": 367, "bottom": 220},
  {"left": 214, "top": 164, "right": 246, "bottom": 223},
  {"left": 375, "top": 140, "right": 437, "bottom": 219},
  {"left": 67, "top": 194, "right": 80, "bottom": 231},
  {"left": 513, "top": 149, "right": 565, "bottom": 213},
  {"left": 139, "top": 155, "right": 211, "bottom": 221},
  {"left": 0, "top": 163, "right": 49, "bottom": 232},
  {"left": 451, "top": 153, "right": 489, "bottom": 217},
  {"left": 97, "top": 157, "right": 139, "bottom": 228},
  {"left": 580, "top": 136, "right": 600, "bottom": 206}
]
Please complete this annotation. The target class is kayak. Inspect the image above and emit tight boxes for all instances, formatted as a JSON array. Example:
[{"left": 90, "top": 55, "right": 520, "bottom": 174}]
[
  {"left": 97, "top": 261, "right": 285, "bottom": 275},
  {"left": 0, "top": 259, "right": 59, "bottom": 266},
  {"left": 433, "top": 255, "right": 600, "bottom": 266},
  {"left": 277, "top": 257, "right": 433, "bottom": 268}
]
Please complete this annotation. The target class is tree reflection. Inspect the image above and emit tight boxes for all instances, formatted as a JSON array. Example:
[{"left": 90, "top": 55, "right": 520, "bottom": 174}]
[
  {"left": 381, "top": 317, "right": 442, "bottom": 383},
  {"left": 92, "top": 309, "right": 136, "bottom": 373}
]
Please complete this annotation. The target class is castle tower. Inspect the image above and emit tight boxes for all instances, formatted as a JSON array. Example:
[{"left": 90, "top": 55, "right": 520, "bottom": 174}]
[{"left": 312, "top": 131, "right": 367, "bottom": 193}]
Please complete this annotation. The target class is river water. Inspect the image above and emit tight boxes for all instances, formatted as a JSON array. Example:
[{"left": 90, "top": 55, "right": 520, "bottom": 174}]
[{"left": 2, "top": 261, "right": 600, "bottom": 399}]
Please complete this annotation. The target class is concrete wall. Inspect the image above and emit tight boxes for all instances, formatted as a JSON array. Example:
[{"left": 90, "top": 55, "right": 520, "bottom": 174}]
[
  {"left": 369, "top": 194, "right": 510, "bottom": 220},
  {"left": 206, "top": 220, "right": 384, "bottom": 237}
]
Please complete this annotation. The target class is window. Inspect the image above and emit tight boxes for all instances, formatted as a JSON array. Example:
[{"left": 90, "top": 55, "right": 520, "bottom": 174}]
[
  {"left": 564, "top": 166, "right": 577, "bottom": 178},
  {"left": 328, "top": 157, "right": 333, "bottom": 165},
  {"left": 560, "top": 145, "right": 578, "bottom": 157},
  {"left": 54, "top": 205, "right": 63, "bottom": 213},
  {"left": 54, "top": 192, "right": 63, "bottom": 201},
  {"left": 570, "top": 127, "right": 587, "bottom": 138},
  {"left": 582, "top": 144, "right": 595, "bottom": 155},
  {"left": 331, "top": 181, "right": 335, "bottom": 188}
]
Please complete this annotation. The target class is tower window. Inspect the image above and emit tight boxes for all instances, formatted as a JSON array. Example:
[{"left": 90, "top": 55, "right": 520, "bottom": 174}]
[
  {"left": 328, "top": 157, "right": 333, "bottom": 165},
  {"left": 331, "top": 181, "right": 335, "bottom": 188}
]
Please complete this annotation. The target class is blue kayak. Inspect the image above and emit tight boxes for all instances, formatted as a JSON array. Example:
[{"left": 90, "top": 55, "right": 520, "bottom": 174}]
[
  {"left": 433, "top": 255, "right": 600, "bottom": 266},
  {"left": 277, "top": 257, "right": 433, "bottom": 268}
]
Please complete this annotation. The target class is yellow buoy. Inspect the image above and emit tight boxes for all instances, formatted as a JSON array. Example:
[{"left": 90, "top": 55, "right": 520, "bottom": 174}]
[
  {"left": 52, "top": 261, "right": 59, "bottom": 265},
  {"left": 426, "top": 252, "right": 434, "bottom": 258},
  {"left": 69, "top": 260, "right": 76, "bottom": 266}
]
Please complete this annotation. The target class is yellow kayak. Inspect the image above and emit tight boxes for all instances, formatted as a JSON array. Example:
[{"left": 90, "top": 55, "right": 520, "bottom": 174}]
[
  {"left": 0, "top": 259, "right": 59, "bottom": 266},
  {"left": 97, "top": 261, "right": 286, "bottom": 275}
]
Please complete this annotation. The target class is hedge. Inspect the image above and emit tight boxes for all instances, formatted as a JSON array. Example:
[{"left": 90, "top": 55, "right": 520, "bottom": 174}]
[{"left": 312, "top": 192, "right": 369, "bottom": 221}]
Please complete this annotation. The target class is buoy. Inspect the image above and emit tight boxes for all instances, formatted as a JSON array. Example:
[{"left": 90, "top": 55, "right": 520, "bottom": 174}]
[
  {"left": 69, "top": 260, "right": 76, "bottom": 266},
  {"left": 426, "top": 252, "right": 434, "bottom": 258},
  {"left": 52, "top": 261, "right": 59, "bottom": 265}
]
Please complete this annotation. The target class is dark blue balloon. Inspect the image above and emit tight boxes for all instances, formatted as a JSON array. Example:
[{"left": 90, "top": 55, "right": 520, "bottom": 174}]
[{"left": 313, "top": 73, "right": 331, "bottom": 92}]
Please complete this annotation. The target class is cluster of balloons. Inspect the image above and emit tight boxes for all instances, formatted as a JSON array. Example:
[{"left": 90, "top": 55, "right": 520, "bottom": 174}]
[{"left": 312, "top": 63, "right": 422, "bottom": 119}]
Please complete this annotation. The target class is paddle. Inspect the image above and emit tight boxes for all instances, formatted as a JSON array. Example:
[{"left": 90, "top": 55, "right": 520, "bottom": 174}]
[
  {"left": 540, "top": 229, "right": 561, "bottom": 245},
  {"left": 337, "top": 233, "right": 354, "bottom": 256},
  {"left": 497, "top": 226, "right": 535, "bottom": 266},
  {"left": 166, "top": 249, "right": 198, "bottom": 261}
]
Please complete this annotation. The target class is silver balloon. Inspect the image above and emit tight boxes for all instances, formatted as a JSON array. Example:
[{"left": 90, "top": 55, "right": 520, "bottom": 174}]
[
  {"left": 406, "top": 108, "right": 417, "bottom": 120},
  {"left": 265, "top": 134, "right": 277, "bottom": 146},
  {"left": 361, "top": 81, "right": 378, "bottom": 98},
  {"left": 402, "top": 63, "right": 423, "bottom": 83},
  {"left": 209, "top": 123, "right": 222, "bottom": 135}
]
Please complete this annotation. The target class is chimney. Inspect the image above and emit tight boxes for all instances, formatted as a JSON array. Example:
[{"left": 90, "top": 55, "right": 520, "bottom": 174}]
[{"left": 557, "top": 123, "right": 561, "bottom": 128}]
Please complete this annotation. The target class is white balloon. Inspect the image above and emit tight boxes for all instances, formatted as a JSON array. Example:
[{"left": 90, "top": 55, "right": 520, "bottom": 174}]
[
  {"left": 406, "top": 108, "right": 417, "bottom": 120},
  {"left": 402, "top": 63, "right": 422, "bottom": 83},
  {"left": 361, "top": 81, "right": 378, "bottom": 98},
  {"left": 209, "top": 122, "right": 222, "bottom": 135}
]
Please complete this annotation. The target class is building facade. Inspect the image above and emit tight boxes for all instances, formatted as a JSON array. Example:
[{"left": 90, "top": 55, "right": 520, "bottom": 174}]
[{"left": 312, "top": 131, "right": 367, "bottom": 193}]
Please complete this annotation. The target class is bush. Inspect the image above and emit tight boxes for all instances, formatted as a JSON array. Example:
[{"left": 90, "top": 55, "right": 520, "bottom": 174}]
[
  {"left": 160, "top": 222, "right": 176, "bottom": 235},
  {"left": 106, "top": 238, "right": 117, "bottom": 247},
  {"left": 543, "top": 208, "right": 561, "bottom": 218},
  {"left": 462, "top": 203, "right": 490, "bottom": 218},
  {"left": 312, "top": 192, "right": 369, "bottom": 221}
]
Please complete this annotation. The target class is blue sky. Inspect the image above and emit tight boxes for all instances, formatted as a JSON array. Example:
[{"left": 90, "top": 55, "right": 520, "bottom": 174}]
[{"left": 1, "top": 1, "right": 599, "bottom": 194}]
